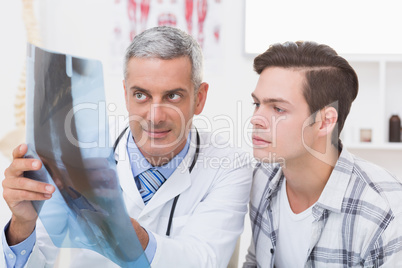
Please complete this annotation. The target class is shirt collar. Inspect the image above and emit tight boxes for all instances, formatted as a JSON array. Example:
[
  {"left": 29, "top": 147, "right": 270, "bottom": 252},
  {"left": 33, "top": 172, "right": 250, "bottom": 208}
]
[
  {"left": 315, "top": 146, "right": 355, "bottom": 213},
  {"left": 257, "top": 162, "right": 284, "bottom": 199},
  {"left": 126, "top": 131, "right": 191, "bottom": 179}
]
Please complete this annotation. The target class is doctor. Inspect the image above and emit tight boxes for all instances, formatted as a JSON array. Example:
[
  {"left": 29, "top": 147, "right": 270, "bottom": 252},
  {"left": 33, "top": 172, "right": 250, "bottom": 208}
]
[{"left": 2, "top": 26, "right": 252, "bottom": 267}]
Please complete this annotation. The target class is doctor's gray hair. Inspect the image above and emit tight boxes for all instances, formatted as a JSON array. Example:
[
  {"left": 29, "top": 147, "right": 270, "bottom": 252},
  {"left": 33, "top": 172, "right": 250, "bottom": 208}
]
[{"left": 124, "top": 26, "right": 204, "bottom": 91}]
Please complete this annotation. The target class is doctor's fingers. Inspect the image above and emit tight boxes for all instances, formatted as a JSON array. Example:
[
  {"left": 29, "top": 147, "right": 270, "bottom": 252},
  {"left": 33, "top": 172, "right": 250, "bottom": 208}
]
[
  {"left": 4, "top": 157, "right": 42, "bottom": 179},
  {"left": 3, "top": 187, "right": 53, "bottom": 206},
  {"left": 3, "top": 183, "right": 49, "bottom": 224},
  {"left": 2, "top": 176, "right": 55, "bottom": 198},
  {"left": 12, "top": 144, "right": 28, "bottom": 159}
]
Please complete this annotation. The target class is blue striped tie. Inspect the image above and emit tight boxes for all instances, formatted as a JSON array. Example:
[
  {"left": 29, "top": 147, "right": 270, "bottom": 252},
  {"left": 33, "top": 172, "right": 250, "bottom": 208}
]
[{"left": 137, "top": 169, "right": 166, "bottom": 205}]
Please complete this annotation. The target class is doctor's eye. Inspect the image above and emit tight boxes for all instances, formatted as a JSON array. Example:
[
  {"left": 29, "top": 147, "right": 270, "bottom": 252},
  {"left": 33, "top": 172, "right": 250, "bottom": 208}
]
[
  {"left": 167, "top": 93, "right": 181, "bottom": 101},
  {"left": 135, "top": 93, "right": 147, "bottom": 101}
]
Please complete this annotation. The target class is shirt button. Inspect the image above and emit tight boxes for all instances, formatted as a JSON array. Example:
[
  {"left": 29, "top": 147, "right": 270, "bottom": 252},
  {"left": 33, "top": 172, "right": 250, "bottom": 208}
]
[
  {"left": 21, "top": 250, "right": 26, "bottom": 255},
  {"left": 270, "top": 248, "right": 274, "bottom": 254},
  {"left": 8, "top": 253, "right": 14, "bottom": 259}
]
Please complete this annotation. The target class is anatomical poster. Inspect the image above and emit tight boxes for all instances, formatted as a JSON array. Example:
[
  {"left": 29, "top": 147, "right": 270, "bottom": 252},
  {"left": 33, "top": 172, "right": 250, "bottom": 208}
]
[{"left": 109, "top": 0, "right": 223, "bottom": 72}]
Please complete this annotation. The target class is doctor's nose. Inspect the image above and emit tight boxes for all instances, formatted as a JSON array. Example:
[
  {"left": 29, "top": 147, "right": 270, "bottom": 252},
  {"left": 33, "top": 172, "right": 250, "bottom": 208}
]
[{"left": 147, "top": 103, "right": 167, "bottom": 125}]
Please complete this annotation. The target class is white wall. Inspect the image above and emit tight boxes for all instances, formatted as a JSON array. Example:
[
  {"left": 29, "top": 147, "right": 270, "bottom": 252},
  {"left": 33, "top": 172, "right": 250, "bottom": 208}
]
[
  {"left": 0, "top": 1, "right": 25, "bottom": 138},
  {"left": 1, "top": 0, "right": 402, "bottom": 267},
  {"left": 0, "top": 0, "right": 25, "bottom": 230},
  {"left": 245, "top": 0, "right": 402, "bottom": 55}
]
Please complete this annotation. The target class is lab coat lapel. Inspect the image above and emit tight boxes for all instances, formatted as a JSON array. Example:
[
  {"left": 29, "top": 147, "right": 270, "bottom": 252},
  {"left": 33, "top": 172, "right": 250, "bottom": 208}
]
[{"left": 141, "top": 163, "right": 191, "bottom": 215}]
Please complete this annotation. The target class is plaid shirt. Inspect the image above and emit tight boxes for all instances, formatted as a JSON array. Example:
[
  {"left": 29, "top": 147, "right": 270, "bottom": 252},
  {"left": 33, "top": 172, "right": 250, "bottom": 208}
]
[{"left": 243, "top": 147, "right": 402, "bottom": 268}]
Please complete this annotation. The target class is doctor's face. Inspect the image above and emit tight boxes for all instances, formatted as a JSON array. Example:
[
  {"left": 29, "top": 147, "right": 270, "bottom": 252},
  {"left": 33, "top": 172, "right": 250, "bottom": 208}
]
[
  {"left": 251, "top": 67, "right": 315, "bottom": 165},
  {"left": 124, "top": 56, "right": 207, "bottom": 166}
]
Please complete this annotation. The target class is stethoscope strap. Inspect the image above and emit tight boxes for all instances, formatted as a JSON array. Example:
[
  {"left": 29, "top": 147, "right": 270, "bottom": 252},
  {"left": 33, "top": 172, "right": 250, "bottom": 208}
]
[
  {"left": 113, "top": 126, "right": 129, "bottom": 163},
  {"left": 166, "top": 195, "right": 180, "bottom": 237},
  {"left": 166, "top": 129, "right": 200, "bottom": 236},
  {"left": 188, "top": 130, "right": 200, "bottom": 173}
]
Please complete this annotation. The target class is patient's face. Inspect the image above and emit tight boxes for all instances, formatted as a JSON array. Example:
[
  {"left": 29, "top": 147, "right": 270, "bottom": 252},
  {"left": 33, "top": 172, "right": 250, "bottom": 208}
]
[{"left": 251, "top": 67, "right": 314, "bottom": 165}]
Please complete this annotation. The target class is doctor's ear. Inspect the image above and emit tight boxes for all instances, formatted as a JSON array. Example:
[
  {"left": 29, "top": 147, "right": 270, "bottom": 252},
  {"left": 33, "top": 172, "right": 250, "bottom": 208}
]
[
  {"left": 194, "top": 82, "right": 209, "bottom": 115},
  {"left": 123, "top": 80, "right": 129, "bottom": 109},
  {"left": 316, "top": 107, "right": 338, "bottom": 137},
  {"left": 123, "top": 80, "right": 127, "bottom": 97}
]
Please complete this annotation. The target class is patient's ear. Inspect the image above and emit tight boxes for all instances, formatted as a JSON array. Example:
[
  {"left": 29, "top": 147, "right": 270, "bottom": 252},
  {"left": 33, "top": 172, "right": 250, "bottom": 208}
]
[{"left": 317, "top": 107, "right": 338, "bottom": 138}]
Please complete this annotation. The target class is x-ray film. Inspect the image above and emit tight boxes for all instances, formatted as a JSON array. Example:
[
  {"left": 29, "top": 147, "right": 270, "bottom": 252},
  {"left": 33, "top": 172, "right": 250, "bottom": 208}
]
[{"left": 24, "top": 44, "right": 149, "bottom": 267}]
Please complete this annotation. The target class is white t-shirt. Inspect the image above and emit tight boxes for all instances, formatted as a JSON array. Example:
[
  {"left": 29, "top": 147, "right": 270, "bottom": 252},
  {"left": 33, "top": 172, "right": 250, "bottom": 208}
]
[{"left": 274, "top": 179, "right": 314, "bottom": 268}]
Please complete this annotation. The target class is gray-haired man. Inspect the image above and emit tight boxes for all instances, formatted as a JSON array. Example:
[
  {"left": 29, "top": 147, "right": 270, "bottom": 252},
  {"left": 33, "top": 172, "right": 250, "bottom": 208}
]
[{"left": 2, "top": 26, "right": 252, "bottom": 267}]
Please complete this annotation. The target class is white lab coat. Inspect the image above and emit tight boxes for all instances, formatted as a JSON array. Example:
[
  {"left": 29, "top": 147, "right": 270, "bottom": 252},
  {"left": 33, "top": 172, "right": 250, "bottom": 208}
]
[{"left": 17, "top": 127, "right": 252, "bottom": 268}]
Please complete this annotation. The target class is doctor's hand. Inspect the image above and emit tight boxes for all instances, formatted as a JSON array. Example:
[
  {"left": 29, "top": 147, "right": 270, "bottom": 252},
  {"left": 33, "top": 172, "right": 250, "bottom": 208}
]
[
  {"left": 130, "top": 217, "right": 149, "bottom": 250},
  {"left": 2, "top": 144, "right": 55, "bottom": 245}
]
